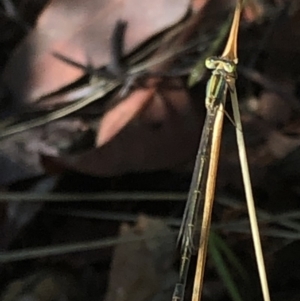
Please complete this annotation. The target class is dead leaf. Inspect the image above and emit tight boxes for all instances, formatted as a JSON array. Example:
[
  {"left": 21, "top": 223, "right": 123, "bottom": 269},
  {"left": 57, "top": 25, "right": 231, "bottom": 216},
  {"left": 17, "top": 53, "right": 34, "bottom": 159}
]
[
  {"left": 1, "top": 269, "right": 83, "bottom": 301},
  {"left": 97, "top": 79, "right": 159, "bottom": 147},
  {"left": 42, "top": 78, "right": 201, "bottom": 176},
  {"left": 4, "top": 0, "right": 235, "bottom": 178},
  {"left": 0, "top": 119, "right": 85, "bottom": 184},
  {"left": 3, "top": 0, "right": 190, "bottom": 103},
  {"left": 104, "top": 214, "right": 176, "bottom": 301}
]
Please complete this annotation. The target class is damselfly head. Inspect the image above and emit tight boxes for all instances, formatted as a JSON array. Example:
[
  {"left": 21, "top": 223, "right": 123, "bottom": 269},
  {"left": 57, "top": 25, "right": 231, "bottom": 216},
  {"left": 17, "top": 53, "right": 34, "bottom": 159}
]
[{"left": 205, "top": 57, "right": 236, "bottom": 74}]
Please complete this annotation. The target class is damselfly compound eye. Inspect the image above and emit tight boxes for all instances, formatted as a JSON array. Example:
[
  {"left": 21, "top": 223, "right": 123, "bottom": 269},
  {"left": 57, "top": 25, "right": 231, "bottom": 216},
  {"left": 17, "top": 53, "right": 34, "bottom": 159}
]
[
  {"left": 224, "top": 62, "right": 235, "bottom": 73},
  {"left": 205, "top": 57, "right": 216, "bottom": 69}
]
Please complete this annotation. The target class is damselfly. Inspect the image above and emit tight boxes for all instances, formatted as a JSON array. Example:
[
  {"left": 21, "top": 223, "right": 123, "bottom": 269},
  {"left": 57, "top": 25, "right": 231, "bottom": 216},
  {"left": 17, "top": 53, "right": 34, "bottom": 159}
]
[{"left": 173, "top": 1, "right": 271, "bottom": 301}]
